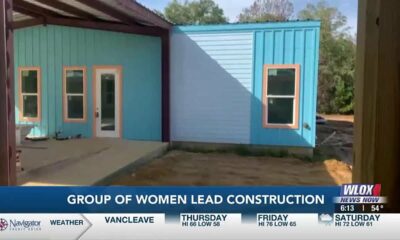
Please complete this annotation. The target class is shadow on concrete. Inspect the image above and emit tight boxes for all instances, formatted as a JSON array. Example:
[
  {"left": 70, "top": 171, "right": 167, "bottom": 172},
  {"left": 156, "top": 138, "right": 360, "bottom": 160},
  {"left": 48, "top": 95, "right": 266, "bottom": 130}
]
[{"left": 17, "top": 139, "right": 167, "bottom": 186}]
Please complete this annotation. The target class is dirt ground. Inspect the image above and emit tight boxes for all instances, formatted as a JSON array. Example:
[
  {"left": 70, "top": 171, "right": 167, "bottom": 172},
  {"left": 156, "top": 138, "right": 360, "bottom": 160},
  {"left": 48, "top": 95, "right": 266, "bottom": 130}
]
[
  {"left": 111, "top": 115, "right": 353, "bottom": 186},
  {"left": 112, "top": 150, "right": 352, "bottom": 186}
]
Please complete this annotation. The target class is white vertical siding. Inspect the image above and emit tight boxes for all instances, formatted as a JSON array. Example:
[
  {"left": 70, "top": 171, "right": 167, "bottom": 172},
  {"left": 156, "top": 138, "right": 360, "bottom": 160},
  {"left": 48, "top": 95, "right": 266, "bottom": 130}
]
[{"left": 171, "top": 31, "right": 254, "bottom": 144}]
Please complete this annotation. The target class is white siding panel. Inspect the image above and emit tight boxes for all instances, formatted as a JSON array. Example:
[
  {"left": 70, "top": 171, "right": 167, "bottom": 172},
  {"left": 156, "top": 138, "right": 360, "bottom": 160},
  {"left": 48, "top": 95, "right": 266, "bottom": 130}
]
[{"left": 171, "top": 31, "right": 254, "bottom": 144}]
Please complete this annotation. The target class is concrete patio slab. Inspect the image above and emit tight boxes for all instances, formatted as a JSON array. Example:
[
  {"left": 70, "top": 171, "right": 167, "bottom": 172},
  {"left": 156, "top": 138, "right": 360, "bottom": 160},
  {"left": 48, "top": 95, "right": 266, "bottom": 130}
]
[{"left": 17, "top": 139, "right": 168, "bottom": 186}]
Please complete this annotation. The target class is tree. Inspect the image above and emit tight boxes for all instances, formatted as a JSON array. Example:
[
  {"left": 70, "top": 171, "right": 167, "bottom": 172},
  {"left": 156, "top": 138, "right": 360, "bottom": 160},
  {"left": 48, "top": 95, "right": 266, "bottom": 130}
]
[
  {"left": 164, "top": 0, "right": 227, "bottom": 25},
  {"left": 238, "top": 0, "right": 294, "bottom": 23},
  {"left": 298, "top": 1, "right": 356, "bottom": 114}
]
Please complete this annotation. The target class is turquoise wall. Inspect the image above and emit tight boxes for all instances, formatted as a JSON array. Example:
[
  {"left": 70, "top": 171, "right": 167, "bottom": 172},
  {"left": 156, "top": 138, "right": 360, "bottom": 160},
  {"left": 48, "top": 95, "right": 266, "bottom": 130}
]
[
  {"left": 252, "top": 24, "right": 320, "bottom": 147},
  {"left": 173, "top": 21, "right": 320, "bottom": 147},
  {"left": 14, "top": 25, "right": 162, "bottom": 141}
]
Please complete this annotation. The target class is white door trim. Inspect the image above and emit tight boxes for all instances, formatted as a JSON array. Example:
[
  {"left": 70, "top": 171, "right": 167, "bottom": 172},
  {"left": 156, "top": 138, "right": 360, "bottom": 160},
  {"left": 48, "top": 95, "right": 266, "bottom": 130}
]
[{"left": 93, "top": 66, "right": 122, "bottom": 138}]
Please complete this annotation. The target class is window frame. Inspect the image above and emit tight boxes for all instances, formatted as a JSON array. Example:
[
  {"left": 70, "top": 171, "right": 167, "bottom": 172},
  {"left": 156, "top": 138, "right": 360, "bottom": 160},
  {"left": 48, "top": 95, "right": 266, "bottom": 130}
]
[
  {"left": 262, "top": 64, "right": 300, "bottom": 129},
  {"left": 63, "top": 66, "right": 87, "bottom": 122},
  {"left": 18, "top": 67, "right": 41, "bottom": 122}
]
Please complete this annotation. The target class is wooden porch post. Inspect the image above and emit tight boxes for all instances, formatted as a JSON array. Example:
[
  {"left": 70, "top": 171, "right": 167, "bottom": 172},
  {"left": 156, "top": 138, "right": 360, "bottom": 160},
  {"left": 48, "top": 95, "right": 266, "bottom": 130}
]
[
  {"left": 161, "top": 31, "right": 170, "bottom": 142},
  {"left": 0, "top": 0, "right": 16, "bottom": 186},
  {"left": 354, "top": 0, "right": 400, "bottom": 211}
]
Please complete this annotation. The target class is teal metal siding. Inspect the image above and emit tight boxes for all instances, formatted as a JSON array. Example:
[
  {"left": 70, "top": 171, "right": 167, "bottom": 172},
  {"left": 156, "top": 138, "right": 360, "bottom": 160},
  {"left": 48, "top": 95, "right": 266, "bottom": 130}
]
[
  {"left": 14, "top": 25, "right": 161, "bottom": 141},
  {"left": 251, "top": 25, "right": 320, "bottom": 147}
]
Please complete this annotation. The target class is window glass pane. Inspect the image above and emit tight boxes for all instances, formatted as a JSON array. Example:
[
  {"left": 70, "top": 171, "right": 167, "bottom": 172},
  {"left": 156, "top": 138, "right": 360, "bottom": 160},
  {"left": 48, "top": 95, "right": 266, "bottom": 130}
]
[
  {"left": 267, "top": 68, "right": 295, "bottom": 95},
  {"left": 101, "top": 74, "right": 115, "bottom": 131},
  {"left": 23, "top": 95, "right": 38, "bottom": 118},
  {"left": 66, "top": 70, "right": 83, "bottom": 94},
  {"left": 267, "top": 98, "right": 294, "bottom": 124},
  {"left": 67, "top": 96, "right": 84, "bottom": 119},
  {"left": 21, "top": 70, "right": 38, "bottom": 93}
]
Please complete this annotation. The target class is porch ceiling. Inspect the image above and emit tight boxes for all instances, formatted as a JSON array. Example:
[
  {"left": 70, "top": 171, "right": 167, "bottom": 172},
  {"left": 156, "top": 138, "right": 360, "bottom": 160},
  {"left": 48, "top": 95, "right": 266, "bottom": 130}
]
[{"left": 12, "top": 0, "right": 171, "bottom": 36}]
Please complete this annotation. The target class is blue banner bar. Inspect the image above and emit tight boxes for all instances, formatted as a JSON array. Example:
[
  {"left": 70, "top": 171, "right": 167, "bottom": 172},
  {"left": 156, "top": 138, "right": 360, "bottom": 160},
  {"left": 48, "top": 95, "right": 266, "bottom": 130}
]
[{"left": 0, "top": 187, "right": 339, "bottom": 215}]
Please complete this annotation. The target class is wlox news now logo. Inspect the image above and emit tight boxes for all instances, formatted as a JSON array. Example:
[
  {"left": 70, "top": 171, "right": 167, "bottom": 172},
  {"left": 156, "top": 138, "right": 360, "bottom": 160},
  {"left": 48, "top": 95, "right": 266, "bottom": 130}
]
[
  {"left": 335, "top": 184, "right": 385, "bottom": 204},
  {"left": 341, "top": 184, "right": 381, "bottom": 197}
]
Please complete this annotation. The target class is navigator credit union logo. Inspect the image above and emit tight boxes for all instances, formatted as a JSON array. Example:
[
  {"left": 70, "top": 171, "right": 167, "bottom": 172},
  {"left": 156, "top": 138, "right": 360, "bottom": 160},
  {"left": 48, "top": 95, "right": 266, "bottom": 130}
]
[
  {"left": 0, "top": 218, "right": 8, "bottom": 231},
  {"left": 0, "top": 218, "right": 42, "bottom": 232}
]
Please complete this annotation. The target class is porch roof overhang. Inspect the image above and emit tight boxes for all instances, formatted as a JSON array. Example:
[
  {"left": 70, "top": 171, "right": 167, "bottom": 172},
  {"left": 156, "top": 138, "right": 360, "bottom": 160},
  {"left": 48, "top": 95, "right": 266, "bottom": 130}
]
[
  {"left": 0, "top": 0, "right": 171, "bottom": 185},
  {"left": 11, "top": 0, "right": 172, "bottom": 36}
]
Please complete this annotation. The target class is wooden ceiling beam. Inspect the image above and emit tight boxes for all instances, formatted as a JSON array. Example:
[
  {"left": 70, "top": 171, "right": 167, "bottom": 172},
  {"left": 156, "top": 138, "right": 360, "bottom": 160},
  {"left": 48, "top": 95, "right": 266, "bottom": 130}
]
[
  {"left": 13, "top": 5, "right": 43, "bottom": 18},
  {"left": 44, "top": 17, "right": 167, "bottom": 37},
  {"left": 35, "top": 0, "right": 98, "bottom": 20},
  {"left": 12, "top": 18, "right": 45, "bottom": 29},
  {"left": 13, "top": 0, "right": 62, "bottom": 18},
  {"left": 75, "top": 0, "right": 141, "bottom": 26},
  {"left": 12, "top": 16, "right": 169, "bottom": 37},
  {"left": 115, "top": 0, "right": 172, "bottom": 29}
]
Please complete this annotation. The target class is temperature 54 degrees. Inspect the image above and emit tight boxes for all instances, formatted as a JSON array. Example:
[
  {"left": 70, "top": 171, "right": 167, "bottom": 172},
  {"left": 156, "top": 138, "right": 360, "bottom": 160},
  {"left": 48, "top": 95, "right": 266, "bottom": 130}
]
[{"left": 371, "top": 204, "right": 384, "bottom": 212}]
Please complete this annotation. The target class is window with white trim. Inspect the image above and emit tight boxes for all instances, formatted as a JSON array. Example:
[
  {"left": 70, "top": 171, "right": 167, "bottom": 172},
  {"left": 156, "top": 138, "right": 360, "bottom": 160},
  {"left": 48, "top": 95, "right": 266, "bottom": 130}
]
[
  {"left": 64, "top": 67, "right": 86, "bottom": 121},
  {"left": 263, "top": 64, "right": 300, "bottom": 129},
  {"left": 19, "top": 67, "right": 40, "bottom": 121}
]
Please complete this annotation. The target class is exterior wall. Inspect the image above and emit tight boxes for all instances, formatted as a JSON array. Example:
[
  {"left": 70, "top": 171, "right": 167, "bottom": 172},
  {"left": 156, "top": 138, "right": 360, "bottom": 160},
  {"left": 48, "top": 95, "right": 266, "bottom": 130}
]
[
  {"left": 171, "top": 22, "right": 320, "bottom": 147},
  {"left": 251, "top": 25, "right": 320, "bottom": 147},
  {"left": 14, "top": 25, "right": 161, "bottom": 141},
  {"left": 171, "top": 31, "right": 253, "bottom": 144}
]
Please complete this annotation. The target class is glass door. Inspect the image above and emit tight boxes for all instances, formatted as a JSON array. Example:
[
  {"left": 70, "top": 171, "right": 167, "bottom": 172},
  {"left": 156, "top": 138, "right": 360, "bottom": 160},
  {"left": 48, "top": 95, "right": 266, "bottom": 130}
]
[{"left": 94, "top": 67, "right": 121, "bottom": 138}]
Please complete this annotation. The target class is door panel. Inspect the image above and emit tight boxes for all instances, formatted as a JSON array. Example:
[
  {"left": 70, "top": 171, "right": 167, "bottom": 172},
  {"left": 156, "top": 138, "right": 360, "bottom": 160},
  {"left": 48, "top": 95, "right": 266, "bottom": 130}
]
[{"left": 94, "top": 67, "right": 121, "bottom": 138}]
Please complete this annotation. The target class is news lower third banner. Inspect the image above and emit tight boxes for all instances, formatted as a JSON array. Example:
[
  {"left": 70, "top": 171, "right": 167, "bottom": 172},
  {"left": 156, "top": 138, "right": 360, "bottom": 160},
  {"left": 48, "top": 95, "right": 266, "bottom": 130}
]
[{"left": 0, "top": 185, "right": 398, "bottom": 240}]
